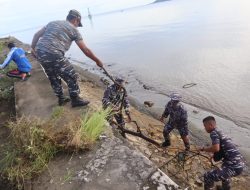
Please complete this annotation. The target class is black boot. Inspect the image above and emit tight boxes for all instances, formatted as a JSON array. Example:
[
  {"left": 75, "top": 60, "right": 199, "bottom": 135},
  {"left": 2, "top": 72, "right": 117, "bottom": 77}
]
[
  {"left": 215, "top": 185, "right": 223, "bottom": 190},
  {"left": 71, "top": 96, "right": 90, "bottom": 107},
  {"left": 222, "top": 179, "right": 231, "bottom": 190},
  {"left": 58, "top": 96, "right": 71, "bottom": 106},
  {"left": 162, "top": 139, "right": 171, "bottom": 147},
  {"left": 204, "top": 184, "right": 214, "bottom": 190}
]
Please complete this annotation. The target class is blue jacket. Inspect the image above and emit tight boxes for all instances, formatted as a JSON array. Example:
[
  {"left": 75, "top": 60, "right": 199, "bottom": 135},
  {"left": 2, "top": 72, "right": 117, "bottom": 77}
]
[{"left": 0, "top": 47, "right": 32, "bottom": 72}]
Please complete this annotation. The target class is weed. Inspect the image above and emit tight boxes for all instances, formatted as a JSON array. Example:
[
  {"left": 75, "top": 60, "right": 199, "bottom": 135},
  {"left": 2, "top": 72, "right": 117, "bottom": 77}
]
[
  {"left": 51, "top": 106, "right": 65, "bottom": 120},
  {"left": 0, "top": 62, "right": 16, "bottom": 100},
  {"left": 82, "top": 109, "right": 110, "bottom": 142},
  {"left": 68, "top": 109, "right": 110, "bottom": 149},
  {"left": 0, "top": 117, "right": 57, "bottom": 189},
  {"left": 0, "top": 108, "right": 110, "bottom": 189},
  {"left": 62, "top": 169, "right": 72, "bottom": 183},
  {"left": 0, "top": 42, "right": 3, "bottom": 52}
]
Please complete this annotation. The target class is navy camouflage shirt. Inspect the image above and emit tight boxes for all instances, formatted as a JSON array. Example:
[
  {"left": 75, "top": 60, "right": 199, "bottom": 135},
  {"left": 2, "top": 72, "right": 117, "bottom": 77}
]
[
  {"left": 102, "top": 84, "right": 129, "bottom": 111},
  {"left": 162, "top": 101, "right": 188, "bottom": 127},
  {"left": 36, "top": 20, "right": 83, "bottom": 56},
  {"left": 210, "top": 128, "right": 245, "bottom": 168}
]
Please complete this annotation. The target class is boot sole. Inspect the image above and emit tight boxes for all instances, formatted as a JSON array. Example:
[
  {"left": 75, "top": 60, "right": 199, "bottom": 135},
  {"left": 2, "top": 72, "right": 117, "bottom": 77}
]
[{"left": 71, "top": 102, "right": 90, "bottom": 107}]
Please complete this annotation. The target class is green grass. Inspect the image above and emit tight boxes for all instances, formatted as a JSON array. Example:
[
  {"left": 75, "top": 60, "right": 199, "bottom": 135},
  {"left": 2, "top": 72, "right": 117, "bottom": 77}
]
[
  {"left": 0, "top": 41, "right": 18, "bottom": 101},
  {"left": 51, "top": 106, "right": 65, "bottom": 120},
  {"left": 0, "top": 117, "right": 57, "bottom": 189},
  {"left": 62, "top": 169, "right": 73, "bottom": 183},
  {"left": 0, "top": 108, "right": 110, "bottom": 189},
  {"left": 0, "top": 42, "right": 3, "bottom": 52},
  {"left": 0, "top": 62, "right": 17, "bottom": 100},
  {"left": 81, "top": 109, "right": 110, "bottom": 142}
]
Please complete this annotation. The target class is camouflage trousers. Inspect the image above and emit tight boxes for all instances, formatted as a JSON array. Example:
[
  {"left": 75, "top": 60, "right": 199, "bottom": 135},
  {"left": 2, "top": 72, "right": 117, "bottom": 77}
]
[
  {"left": 204, "top": 165, "right": 243, "bottom": 189},
  {"left": 163, "top": 123, "right": 189, "bottom": 139},
  {"left": 107, "top": 113, "right": 124, "bottom": 127},
  {"left": 37, "top": 50, "right": 80, "bottom": 98}
]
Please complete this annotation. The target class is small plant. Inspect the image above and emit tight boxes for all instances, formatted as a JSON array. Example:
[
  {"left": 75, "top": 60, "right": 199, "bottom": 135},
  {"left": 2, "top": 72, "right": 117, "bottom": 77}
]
[
  {"left": 0, "top": 62, "right": 16, "bottom": 101},
  {"left": 51, "top": 106, "right": 65, "bottom": 120},
  {"left": 82, "top": 109, "right": 110, "bottom": 142},
  {"left": 62, "top": 169, "right": 73, "bottom": 183},
  {"left": 68, "top": 108, "right": 110, "bottom": 150},
  {"left": 0, "top": 42, "right": 3, "bottom": 52}
]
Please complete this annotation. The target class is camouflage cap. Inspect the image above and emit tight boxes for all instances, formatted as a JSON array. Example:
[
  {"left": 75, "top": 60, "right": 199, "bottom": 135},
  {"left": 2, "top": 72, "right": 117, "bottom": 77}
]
[
  {"left": 170, "top": 92, "right": 182, "bottom": 101},
  {"left": 68, "top": 9, "right": 82, "bottom": 27}
]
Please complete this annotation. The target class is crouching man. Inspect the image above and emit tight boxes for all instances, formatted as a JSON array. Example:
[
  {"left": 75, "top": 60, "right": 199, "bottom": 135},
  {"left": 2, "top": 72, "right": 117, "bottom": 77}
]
[
  {"left": 199, "top": 116, "right": 245, "bottom": 190},
  {"left": 0, "top": 42, "right": 32, "bottom": 80}
]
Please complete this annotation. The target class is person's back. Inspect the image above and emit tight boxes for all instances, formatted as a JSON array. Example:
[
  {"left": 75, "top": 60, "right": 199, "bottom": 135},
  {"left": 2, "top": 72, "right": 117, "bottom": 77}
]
[
  {"left": 36, "top": 20, "right": 82, "bottom": 56},
  {"left": 211, "top": 128, "right": 244, "bottom": 168},
  {"left": 12, "top": 47, "right": 32, "bottom": 72},
  {"left": 0, "top": 42, "right": 32, "bottom": 80}
]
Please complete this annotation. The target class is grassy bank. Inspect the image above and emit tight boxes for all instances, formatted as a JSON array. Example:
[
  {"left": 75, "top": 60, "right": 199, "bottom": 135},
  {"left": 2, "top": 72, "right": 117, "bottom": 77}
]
[{"left": 0, "top": 107, "right": 110, "bottom": 189}]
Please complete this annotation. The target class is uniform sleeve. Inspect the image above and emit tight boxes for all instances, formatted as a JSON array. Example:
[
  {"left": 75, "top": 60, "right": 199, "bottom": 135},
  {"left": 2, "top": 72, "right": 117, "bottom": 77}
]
[
  {"left": 123, "top": 92, "right": 130, "bottom": 112},
  {"left": 162, "top": 102, "right": 170, "bottom": 118},
  {"left": 179, "top": 108, "right": 188, "bottom": 126},
  {"left": 0, "top": 49, "right": 15, "bottom": 69},
  {"left": 74, "top": 28, "right": 83, "bottom": 42},
  {"left": 102, "top": 87, "right": 112, "bottom": 109},
  {"left": 210, "top": 131, "right": 220, "bottom": 145}
]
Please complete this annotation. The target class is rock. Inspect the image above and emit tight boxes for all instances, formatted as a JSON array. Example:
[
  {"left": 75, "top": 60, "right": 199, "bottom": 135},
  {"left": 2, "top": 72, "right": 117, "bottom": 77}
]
[
  {"left": 144, "top": 101, "right": 154, "bottom": 107},
  {"left": 143, "top": 84, "right": 152, "bottom": 90},
  {"left": 144, "top": 149, "right": 151, "bottom": 156},
  {"left": 193, "top": 110, "right": 199, "bottom": 114}
]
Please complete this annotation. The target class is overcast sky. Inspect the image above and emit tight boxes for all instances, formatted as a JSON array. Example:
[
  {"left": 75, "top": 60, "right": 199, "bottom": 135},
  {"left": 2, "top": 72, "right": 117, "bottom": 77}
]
[{"left": 0, "top": 0, "right": 154, "bottom": 16}]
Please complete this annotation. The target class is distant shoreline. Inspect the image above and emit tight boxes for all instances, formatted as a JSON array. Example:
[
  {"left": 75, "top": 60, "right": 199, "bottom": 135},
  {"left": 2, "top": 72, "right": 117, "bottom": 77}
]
[{"left": 152, "top": 0, "right": 171, "bottom": 4}]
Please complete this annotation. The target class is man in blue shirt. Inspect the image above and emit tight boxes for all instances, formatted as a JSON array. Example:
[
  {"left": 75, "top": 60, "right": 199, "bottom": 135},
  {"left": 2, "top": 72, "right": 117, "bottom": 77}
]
[
  {"left": 199, "top": 116, "right": 245, "bottom": 190},
  {"left": 0, "top": 42, "right": 32, "bottom": 80}
]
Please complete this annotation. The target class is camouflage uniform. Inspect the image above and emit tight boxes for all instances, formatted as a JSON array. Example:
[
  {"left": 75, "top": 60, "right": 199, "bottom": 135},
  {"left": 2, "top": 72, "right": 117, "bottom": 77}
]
[
  {"left": 162, "top": 101, "right": 189, "bottom": 148},
  {"left": 204, "top": 128, "right": 245, "bottom": 190},
  {"left": 35, "top": 20, "right": 82, "bottom": 99},
  {"left": 102, "top": 84, "right": 129, "bottom": 127}
]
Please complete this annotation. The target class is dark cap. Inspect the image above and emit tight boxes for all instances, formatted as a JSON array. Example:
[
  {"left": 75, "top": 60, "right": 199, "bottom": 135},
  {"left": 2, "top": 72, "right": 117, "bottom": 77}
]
[{"left": 68, "top": 9, "right": 82, "bottom": 27}]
